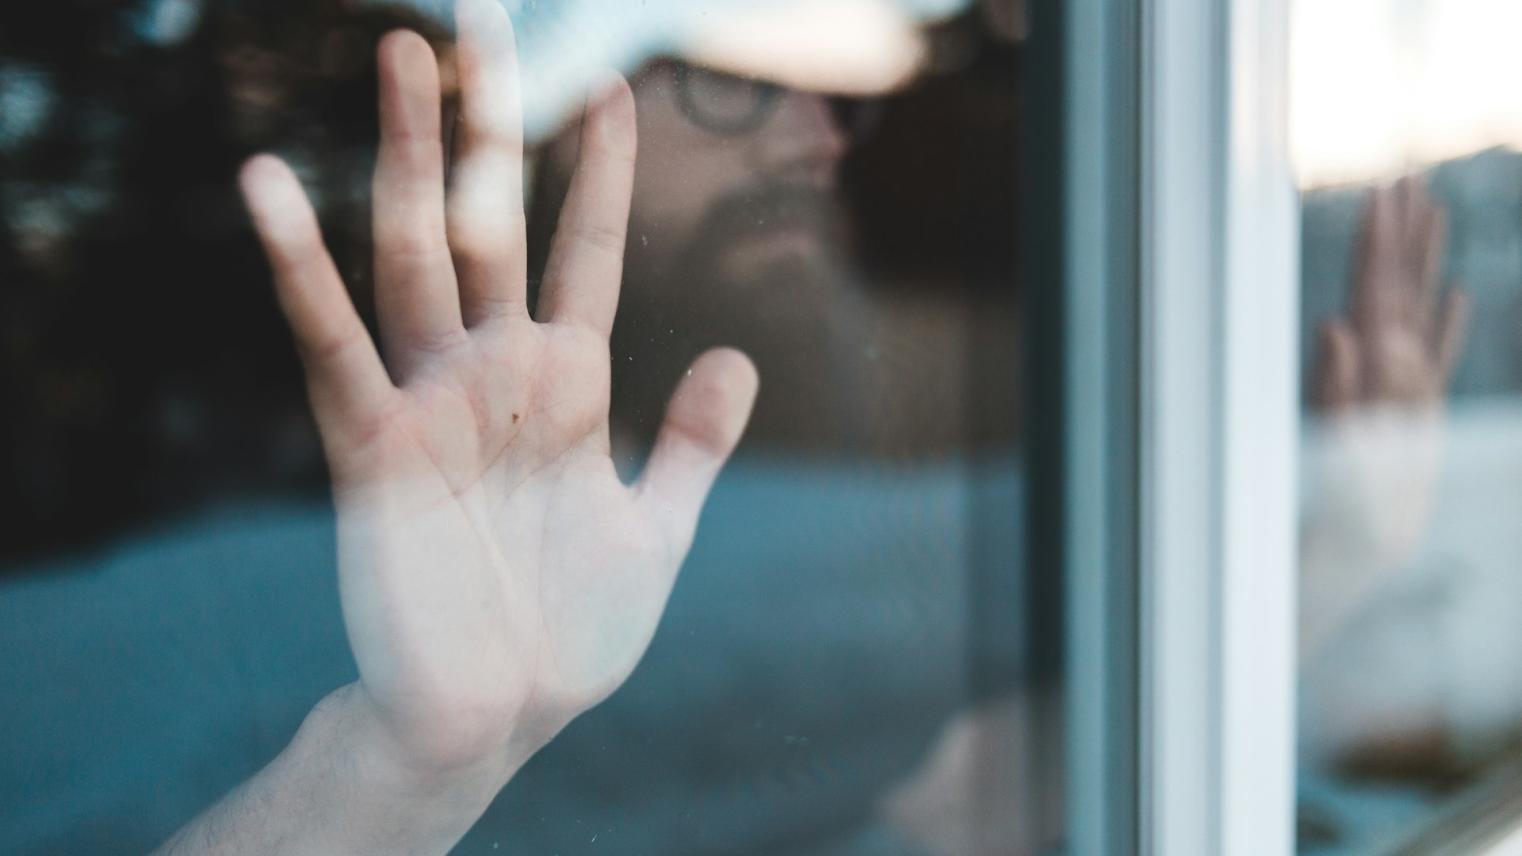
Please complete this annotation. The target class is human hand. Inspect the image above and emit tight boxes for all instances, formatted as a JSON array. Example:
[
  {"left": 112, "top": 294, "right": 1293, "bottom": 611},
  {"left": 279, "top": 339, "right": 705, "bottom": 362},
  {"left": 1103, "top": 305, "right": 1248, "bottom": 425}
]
[
  {"left": 1310, "top": 176, "right": 1468, "bottom": 567},
  {"left": 238, "top": 0, "right": 757, "bottom": 781},
  {"left": 1317, "top": 177, "right": 1468, "bottom": 411},
  {"left": 1301, "top": 178, "right": 1469, "bottom": 658}
]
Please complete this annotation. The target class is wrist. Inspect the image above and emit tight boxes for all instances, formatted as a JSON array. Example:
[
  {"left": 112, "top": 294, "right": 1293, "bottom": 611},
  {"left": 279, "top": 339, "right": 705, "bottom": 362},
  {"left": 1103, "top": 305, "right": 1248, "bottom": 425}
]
[
  {"left": 318, "top": 683, "right": 528, "bottom": 798},
  {"left": 280, "top": 683, "right": 526, "bottom": 853},
  {"left": 155, "top": 684, "right": 530, "bottom": 856}
]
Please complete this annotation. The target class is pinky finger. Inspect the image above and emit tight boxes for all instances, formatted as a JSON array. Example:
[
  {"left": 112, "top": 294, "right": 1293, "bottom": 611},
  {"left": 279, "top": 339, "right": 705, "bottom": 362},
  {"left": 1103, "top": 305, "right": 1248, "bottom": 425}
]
[
  {"left": 239, "top": 155, "right": 396, "bottom": 440},
  {"left": 635, "top": 348, "right": 759, "bottom": 563}
]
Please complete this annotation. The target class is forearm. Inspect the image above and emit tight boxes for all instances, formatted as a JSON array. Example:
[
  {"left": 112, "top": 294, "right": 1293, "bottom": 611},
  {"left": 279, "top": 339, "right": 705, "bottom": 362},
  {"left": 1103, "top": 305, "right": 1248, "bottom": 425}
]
[{"left": 155, "top": 683, "right": 520, "bottom": 856}]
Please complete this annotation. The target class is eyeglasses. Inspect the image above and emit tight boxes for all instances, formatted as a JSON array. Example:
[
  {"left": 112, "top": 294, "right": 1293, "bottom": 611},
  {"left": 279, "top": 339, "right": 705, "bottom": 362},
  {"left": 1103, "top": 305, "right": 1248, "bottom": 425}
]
[
  {"left": 667, "top": 60, "right": 882, "bottom": 142},
  {"left": 671, "top": 61, "right": 784, "bottom": 137}
]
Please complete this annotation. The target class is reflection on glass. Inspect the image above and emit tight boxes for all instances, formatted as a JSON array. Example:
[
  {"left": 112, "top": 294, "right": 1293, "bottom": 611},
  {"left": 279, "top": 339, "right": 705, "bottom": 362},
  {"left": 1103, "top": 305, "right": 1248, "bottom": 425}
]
[
  {"left": 0, "top": 0, "right": 1042, "bottom": 854},
  {"left": 1296, "top": 1, "right": 1522, "bottom": 852}
]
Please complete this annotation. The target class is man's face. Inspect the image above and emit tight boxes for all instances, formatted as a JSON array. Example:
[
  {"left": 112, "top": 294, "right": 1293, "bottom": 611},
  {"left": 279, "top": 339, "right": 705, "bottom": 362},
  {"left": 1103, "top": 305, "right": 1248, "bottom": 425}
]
[
  {"left": 534, "top": 60, "right": 858, "bottom": 447},
  {"left": 621, "top": 60, "right": 852, "bottom": 299}
]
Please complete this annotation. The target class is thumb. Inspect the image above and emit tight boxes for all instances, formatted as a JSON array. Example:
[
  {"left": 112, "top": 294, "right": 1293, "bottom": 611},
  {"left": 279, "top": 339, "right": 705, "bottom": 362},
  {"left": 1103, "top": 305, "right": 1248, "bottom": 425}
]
[{"left": 635, "top": 347, "right": 759, "bottom": 558}]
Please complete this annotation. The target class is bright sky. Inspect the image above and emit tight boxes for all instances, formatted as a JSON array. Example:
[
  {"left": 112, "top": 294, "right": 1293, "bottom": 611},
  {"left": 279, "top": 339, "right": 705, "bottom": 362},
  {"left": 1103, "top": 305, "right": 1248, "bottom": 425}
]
[{"left": 1292, "top": 0, "right": 1522, "bottom": 187}]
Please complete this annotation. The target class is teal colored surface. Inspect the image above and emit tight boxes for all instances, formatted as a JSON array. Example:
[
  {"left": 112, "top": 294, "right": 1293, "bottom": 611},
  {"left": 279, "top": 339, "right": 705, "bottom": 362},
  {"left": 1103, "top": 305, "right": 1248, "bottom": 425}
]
[{"left": 0, "top": 454, "right": 1025, "bottom": 855}]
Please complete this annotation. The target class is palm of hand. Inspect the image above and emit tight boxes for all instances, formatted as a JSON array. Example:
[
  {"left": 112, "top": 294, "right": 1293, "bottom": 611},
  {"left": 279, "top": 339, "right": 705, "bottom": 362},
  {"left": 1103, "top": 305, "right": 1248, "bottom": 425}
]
[
  {"left": 1313, "top": 177, "right": 1469, "bottom": 565},
  {"left": 239, "top": 1, "right": 756, "bottom": 775},
  {"left": 335, "top": 324, "right": 671, "bottom": 768}
]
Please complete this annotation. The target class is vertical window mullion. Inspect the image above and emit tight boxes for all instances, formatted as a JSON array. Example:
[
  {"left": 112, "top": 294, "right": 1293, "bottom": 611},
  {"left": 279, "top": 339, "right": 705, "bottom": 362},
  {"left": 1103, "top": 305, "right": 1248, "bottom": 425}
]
[{"left": 1139, "top": 0, "right": 1299, "bottom": 852}]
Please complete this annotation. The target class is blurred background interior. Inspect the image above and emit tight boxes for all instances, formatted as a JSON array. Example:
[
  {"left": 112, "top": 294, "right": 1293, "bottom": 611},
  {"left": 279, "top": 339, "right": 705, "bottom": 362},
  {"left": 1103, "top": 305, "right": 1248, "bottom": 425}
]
[
  {"left": 0, "top": 0, "right": 1021, "bottom": 564},
  {"left": 0, "top": 1, "right": 1039, "bottom": 854}
]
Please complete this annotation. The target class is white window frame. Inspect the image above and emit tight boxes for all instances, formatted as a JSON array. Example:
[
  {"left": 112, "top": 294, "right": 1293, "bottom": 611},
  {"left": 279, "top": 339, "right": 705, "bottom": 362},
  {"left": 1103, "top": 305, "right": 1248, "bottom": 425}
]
[{"left": 1137, "top": 0, "right": 1299, "bottom": 854}]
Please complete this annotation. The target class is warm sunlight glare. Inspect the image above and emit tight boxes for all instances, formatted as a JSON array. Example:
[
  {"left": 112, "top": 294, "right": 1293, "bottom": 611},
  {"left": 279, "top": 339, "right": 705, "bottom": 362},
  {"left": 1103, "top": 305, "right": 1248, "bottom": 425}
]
[{"left": 1293, "top": 0, "right": 1522, "bottom": 187}]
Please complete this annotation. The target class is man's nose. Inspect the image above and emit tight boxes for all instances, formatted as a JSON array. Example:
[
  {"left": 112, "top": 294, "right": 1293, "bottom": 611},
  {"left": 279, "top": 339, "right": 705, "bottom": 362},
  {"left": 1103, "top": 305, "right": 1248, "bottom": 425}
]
[{"left": 750, "top": 91, "right": 849, "bottom": 182}]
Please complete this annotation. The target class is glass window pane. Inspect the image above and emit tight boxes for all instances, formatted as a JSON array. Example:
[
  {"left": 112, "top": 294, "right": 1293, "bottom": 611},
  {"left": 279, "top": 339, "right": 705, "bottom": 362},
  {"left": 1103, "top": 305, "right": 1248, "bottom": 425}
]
[
  {"left": 0, "top": 1, "right": 1050, "bottom": 853},
  {"left": 1295, "top": 0, "right": 1522, "bottom": 851}
]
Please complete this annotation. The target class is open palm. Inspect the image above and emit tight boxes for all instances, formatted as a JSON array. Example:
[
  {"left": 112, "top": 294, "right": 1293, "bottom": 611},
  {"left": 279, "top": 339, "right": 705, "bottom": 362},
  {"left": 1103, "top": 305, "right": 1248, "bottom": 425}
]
[
  {"left": 238, "top": 0, "right": 756, "bottom": 775},
  {"left": 1313, "top": 176, "right": 1468, "bottom": 565},
  {"left": 1301, "top": 177, "right": 1469, "bottom": 658}
]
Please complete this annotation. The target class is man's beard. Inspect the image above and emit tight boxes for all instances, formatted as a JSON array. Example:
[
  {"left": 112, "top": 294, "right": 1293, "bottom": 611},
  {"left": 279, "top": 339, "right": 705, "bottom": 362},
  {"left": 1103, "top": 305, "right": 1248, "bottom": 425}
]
[
  {"left": 610, "top": 180, "right": 861, "bottom": 450},
  {"left": 628, "top": 179, "right": 854, "bottom": 350},
  {"left": 684, "top": 180, "right": 850, "bottom": 284}
]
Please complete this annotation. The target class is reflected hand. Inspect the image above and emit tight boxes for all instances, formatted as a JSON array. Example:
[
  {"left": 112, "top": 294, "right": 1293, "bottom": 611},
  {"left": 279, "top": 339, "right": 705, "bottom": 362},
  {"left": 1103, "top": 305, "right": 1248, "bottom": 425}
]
[
  {"left": 1318, "top": 177, "right": 1468, "bottom": 412},
  {"left": 1311, "top": 176, "right": 1468, "bottom": 565},
  {"left": 1302, "top": 177, "right": 1468, "bottom": 655},
  {"left": 239, "top": 2, "right": 756, "bottom": 779}
]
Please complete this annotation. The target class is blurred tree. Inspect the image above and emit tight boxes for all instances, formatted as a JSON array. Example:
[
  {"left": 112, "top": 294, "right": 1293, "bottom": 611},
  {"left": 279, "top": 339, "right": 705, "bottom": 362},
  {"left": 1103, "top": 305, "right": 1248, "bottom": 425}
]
[{"left": 0, "top": 0, "right": 440, "bottom": 566}]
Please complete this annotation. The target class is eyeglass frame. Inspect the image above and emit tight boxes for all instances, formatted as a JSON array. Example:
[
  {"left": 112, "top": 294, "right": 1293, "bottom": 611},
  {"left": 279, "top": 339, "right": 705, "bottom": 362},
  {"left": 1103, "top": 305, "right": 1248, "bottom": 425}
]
[
  {"left": 655, "top": 58, "right": 884, "bottom": 142},
  {"left": 668, "top": 59, "right": 785, "bottom": 137}
]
